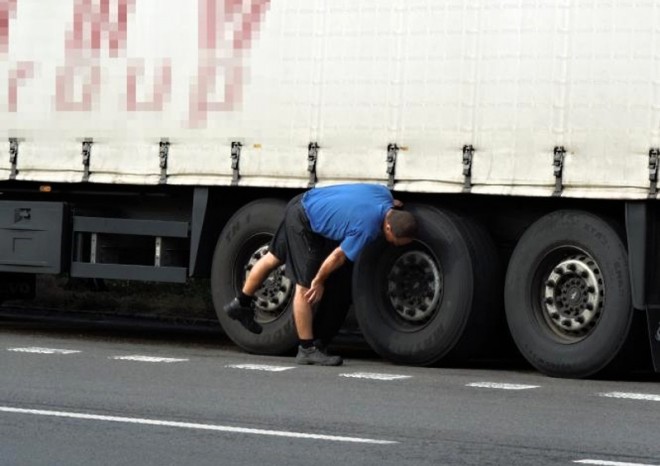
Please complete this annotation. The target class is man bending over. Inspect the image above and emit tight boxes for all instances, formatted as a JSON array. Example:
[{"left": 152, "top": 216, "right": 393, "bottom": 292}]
[{"left": 224, "top": 183, "right": 417, "bottom": 366}]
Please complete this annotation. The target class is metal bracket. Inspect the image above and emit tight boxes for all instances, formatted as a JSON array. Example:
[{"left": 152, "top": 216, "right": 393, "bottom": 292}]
[
  {"left": 82, "top": 139, "right": 93, "bottom": 182},
  {"left": 231, "top": 141, "right": 242, "bottom": 186},
  {"left": 649, "top": 148, "right": 659, "bottom": 198},
  {"left": 159, "top": 139, "right": 170, "bottom": 185},
  {"left": 307, "top": 142, "right": 319, "bottom": 188},
  {"left": 462, "top": 145, "right": 475, "bottom": 193},
  {"left": 553, "top": 146, "right": 566, "bottom": 197},
  {"left": 386, "top": 143, "right": 399, "bottom": 189},
  {"left": 9, "top": 138, "right": 19, "bottom": 180}
]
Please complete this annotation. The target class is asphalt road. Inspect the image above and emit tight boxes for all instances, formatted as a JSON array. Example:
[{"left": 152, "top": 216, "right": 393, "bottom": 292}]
[{"left": 1, "top": 319, "right": 660, "bottom": 466}]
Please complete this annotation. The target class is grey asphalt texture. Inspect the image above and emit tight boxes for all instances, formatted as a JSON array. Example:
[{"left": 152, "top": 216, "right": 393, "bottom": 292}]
[{"left": 1, "top": 319, "right": 659, "bottom": 466}]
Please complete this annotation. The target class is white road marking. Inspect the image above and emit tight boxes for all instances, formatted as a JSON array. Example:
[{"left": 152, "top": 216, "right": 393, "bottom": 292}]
[
  {"left": 466, "top": 382, "right": 540, "bottom": 390},
  {"left": 0, "top": 406, "right": 397, "bottom": 445},
  {"left": 339, "top": 372, "right": 412, "bottom": 381},
  {"left": 110, "top": 355, "right": 188, "bottom": 363},
  {"left": 599, "top": 392, "right": 660, "bottom": 402},
  {"left": 574, "top": 460, "right": 660, "bottom": 466},
  {"left": 7, "top": 347, "right": 81, "bottom": 355},
  {"left": 225, "top": 364, "right": 295, "bottom": 372}
]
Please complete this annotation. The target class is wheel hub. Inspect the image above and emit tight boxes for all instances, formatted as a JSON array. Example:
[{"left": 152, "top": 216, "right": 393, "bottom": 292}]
[
  {"left": 542, "top": 255, "right": 603, "bottom": 337},
  {"left": 387, "top": 250, "right": 443, "bottom": 323},
  {"left": 244, "top": 245, "right": 292, "bottom": 314}
]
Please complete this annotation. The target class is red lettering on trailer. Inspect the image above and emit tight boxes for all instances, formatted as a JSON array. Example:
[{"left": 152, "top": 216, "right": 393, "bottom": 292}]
[
  {"left": 0, "top": 0, "right": 16, "bottom": 56},
  {"left": 65, "top": 0, "right": 132, "bottom": 58},
  {"left": 8, "top": 61, "right": 33, "bottom": 112},
  {"left": 4, "top": 0, "right": 271, "bottom": 119},
  {"left": 126, "top": 58, "right": 172, "bottom": 112},
  {"left": 3, "top": 1, "right": 34, "bottom": 113},
  {"left": 189, "top": 0, "right": 270, "bottom": 126},
  {"left": 55, "top": 63, "right": 101, "bottom": 112},
  {"left": 57, "top": 0, "right": 134, "bottom": 111}
]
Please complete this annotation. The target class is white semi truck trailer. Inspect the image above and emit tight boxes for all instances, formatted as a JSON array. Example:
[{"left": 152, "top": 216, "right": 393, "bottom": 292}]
[{"left": 1, "top": 0, "right": 659, "bottom": 378}]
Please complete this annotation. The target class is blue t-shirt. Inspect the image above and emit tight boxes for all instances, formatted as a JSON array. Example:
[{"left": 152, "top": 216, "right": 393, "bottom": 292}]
[{"left": 302, "top": 184, "right": 393, "bottom": 261}]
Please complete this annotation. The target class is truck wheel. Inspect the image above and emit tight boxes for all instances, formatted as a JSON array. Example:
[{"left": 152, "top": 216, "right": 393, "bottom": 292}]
[
  {"left": 211, "top": 198, "right": 350, "bottom": 354},
  {"left": 352, "top": 204, "right": 500, "bottom": 366},
  {"left": 504, "top": 210, "right": 632, "bottom": 378}
]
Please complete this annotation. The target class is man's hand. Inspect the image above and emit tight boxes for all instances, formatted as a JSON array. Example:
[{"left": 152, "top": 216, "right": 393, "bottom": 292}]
[
  {"left": 305, "top": 246, "right": 347, "bottom": 305},
  {"left": 304, "top": 278, "right": 325, "bottom": 304}
]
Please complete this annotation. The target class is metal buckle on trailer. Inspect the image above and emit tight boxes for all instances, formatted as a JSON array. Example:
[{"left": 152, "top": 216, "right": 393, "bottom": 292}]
[
  {"left": 462, "top": 145, "right": 475, "bottom": 193},
  {"left": 9, "top": 138, "right": 19, "bottom": 180},
  {"left": 231, "top": 141, "right": 242, "bottom": 186},
  {"left": 649, "top": 148, "right": 659, "bottom": 198},
  {"left": 159, "top": 139, "right": 170, "bottom": 185},
  {"left": 553, "top": 146, "right": 566, "bottom": 197},
  {"left": 387, "top": 143, "right": 399, "bottom": 189},
  {"left": 307, "top": 142, "right": 319, "bottom": 188},
  {"left": 82, "top": 139, "right": 93, "bottom": 182}
]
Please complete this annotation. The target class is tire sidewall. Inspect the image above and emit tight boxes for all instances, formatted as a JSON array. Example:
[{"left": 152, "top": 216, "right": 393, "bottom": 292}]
[
  {"left": 504, "top": 210, "right": 632, "bottom": 377},
  {"left": 353, "top": 204, "right": 474, "bottom": 365},
  {"left": 211, "top": 199, "right": 297, "bottom": 354}
]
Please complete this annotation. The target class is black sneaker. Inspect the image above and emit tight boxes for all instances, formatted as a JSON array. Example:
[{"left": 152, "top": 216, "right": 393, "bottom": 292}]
[
  {"left": 224, "top": 298, "right": 262, "bottom": 334},
  {"left": 295, "top": 345, "right": 343, "bottom": 366}
]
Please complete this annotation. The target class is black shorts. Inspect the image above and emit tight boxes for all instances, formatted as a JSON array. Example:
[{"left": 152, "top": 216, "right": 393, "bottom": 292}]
[{"left": 269, "top": 194, "right": 332, "bottom": 288}]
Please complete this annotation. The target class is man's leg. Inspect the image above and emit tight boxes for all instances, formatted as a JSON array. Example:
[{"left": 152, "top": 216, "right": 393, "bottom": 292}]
[
  {"left": 225, "top": 252, "right": 282, "bottom": 335},
  {"left": 243, "top": 252, "right": 282, "bottom": 296},
  {"left": 293, "top": 284, "right": 313, "bottom": 340},
  {"left": 293, "top": 283, "right": 342, "bottom": 366}
]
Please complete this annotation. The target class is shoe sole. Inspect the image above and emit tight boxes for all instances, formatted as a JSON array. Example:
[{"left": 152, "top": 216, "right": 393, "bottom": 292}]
[
  {"left": 225, "top": 307, "right": 263, "bottom": 335},
  {"left": 295, "top": 358, "right": 343, "bottom": 366}
]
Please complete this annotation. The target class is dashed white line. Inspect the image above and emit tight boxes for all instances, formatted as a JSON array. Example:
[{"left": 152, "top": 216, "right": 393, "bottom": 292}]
[
  {"left": 339, "top": 372, "right": 412, "bottom": 381},
  {"left": 574, "top": 460, "right": 660, "bottom": 466},
  {"left": 599, "top": 392, "right": 660, "bottom": 402},
  {"left": 466, "top": 382, "right": 540, "bottom": 390},
  {"left": 0, "top": 406, "right": 397, "bottom": 445},
  {"left": 110, "top": 355, "right": 188, "bottom": 363},
  {"left": 225, "top": 364, "right": 295, "bottom": 372},
  {"left": 7, "top": 347, "right": 81, "bottom": 355}
]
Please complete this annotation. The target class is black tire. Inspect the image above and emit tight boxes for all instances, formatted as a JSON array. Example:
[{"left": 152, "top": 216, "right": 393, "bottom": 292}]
[
  {"left": 352, "top": 204, "right": 500, "bottom": 366},
  {"left": 504, "top": 210, "right": 633, "bottom": 378},
  {"left": 211, "top": 198, "right": 350, "bottom": 354}
]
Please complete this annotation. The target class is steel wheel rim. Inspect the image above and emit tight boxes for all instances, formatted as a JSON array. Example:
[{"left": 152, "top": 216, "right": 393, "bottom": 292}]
[
  {"left": 386, "top": 249, "right": 443, "bottom": 324},
  {"left": 244, "top": 244, "right": 293, "bottom": 322},
  {"left": 539, "top": 250, "right": 604, "bottom": 342}
]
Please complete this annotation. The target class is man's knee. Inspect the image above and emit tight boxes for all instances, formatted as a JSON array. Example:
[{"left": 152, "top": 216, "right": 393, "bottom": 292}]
[
  {"left": 294, "top": 283, "right": 309, "bottom": 295},
  {"left": 263, "top": 251, "right": 283, "bottom": 267}
]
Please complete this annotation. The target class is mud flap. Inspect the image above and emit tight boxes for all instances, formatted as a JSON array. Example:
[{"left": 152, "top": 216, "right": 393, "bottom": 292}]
[{"left": 647, "top": 306, "right": 660, "bottom": 372}]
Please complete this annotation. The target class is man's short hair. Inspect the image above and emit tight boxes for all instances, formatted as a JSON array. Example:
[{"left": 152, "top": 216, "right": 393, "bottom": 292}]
[{"left": 388, "top": 210, "right": 417, "bottom": 238}]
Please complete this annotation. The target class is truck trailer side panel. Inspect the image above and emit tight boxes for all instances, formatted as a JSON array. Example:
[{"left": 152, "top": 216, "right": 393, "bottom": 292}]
[{"left": 0, "top": 0, "right": 656, "bottom": 198}]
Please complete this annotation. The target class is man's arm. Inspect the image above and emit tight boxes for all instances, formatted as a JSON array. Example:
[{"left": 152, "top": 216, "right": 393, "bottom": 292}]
[{"left": 304, "top": 246, "right": 347, "bottom": 304}]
